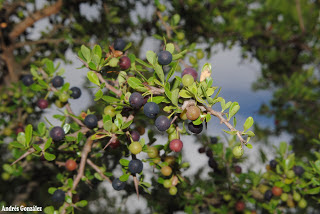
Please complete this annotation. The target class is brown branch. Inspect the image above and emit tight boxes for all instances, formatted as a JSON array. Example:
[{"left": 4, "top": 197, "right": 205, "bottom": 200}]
[
  {"left": 11, "top": 143, "right": 45, "bottom": 165},
  {"left": 295, "top": 0, "right": 305, "bottom": 32},
  {"left": 203, "top": 105, "right": 247, "bottom": 145},
  {"left": 21, "top": 46, "right": 41, "bottom": 67},
  {"left": 65, "top": 103, "right": 85, "bottom": 127},
  {"left": 156, "top": 11, "right": 172, "bottom": 39},
  {"left": 9, "top": 0, "right": 63, "bottom": 40},
  {"left": 87, "top": 159, "right": 111, "bottom": 183}
]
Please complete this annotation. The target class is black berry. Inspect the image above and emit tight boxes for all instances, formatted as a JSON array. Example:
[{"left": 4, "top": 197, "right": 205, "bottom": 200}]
[
  {"left": 119, "top": 56, "right": 131, "bottom": 70},
  {"left": 128, "top": 159, "right": 143, "bottom": 174},
  {"left": 181, "top": 68, "right": 198, "bottom": 81},
  {"left": 50, "top": 126, "right": 65, "bottom": 142},
  {"left": 188, "top": 122, "right": 203, "bottom": 134},
  {"left": 112, "top": 178, "right": 126, "bottom": 191},
  {"left": 114, "top": 39, "right": 126, "bottom": 51},
  {"left": 131, "top": 130, "right": 140, "bottom": 141},
  {"left": 37, "top": 99, "right": 49, "bottom": 110},
  {"left": 84, "top": 114, "right": 98, "bottom": 129},
  {"left": 264, "top": 190, "right": 273, "bottom": 201},
  {"left": 22, "top": 75, "right": 34, "bottom": 86},
  {"left": 198, "top": 147, "right": 206, "bottom": 153},
  {"left": 70, "top": 87, "right": 81, "bottom": 99},
  {"left": 206, "top": 149, "right": 213, "bottom": 158},
  {"left": 51, "top": 76, "right": 64, "bottom": 88},
  {"left": 143, "top": 102, "right": 160, "bottom": 118},
  {"left": 269, "top": 160, "right": 278, "bottom": 169},
  {"left": 210, "top": 137, "right": 218, "bottom": 144},
  {"left": 234, "top": 165, "right": 242, "bottom": 174},
  {"left": 158, "top": 51, "right": 172, "bottom": 65},
  {"left": 52, "top": 189, "right": 65, "bottom": 202},
  {"left": 129, "top": 92, "right": 144, "bottom": 109},
  {"left": 208, "top": 157, "right": 218, "bottom": 169},
  {"left": 293, "top": 166, "right": 305, "bottom": 176},
  {"left": 155, "top": 115, "right": 170, "bottom": 132}
]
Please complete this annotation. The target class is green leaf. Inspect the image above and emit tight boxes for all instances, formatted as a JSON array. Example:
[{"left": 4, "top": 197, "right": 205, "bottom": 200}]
[
  {"left": 45, "top": 59, "right": 55, "bottom": 74},
  {"left": 127, "top": 77, "right": 143, "bottom": 89},
  {"left": 94, "top": 89, "right": 103, "bottom": 101},
  {"left": 172, "top": 49, "right": 187, "bottom": 60},
  {"left": 48, "top": 187, "right": 57, "bottom": 194},
  {"left": 10, "top": 141, "right": 25, "bottom": 148},
  {"left": 88, "top": 62, "right": 97, "bottom": 70},
  {"left": 33, "top": 144, "right": 42, "bottom": 152},
  {"left": 135, "top": 58, "right": 153, "bottom": 68},
  {"left": 166, "top": 43, "right": 175, "bottom": 54},
  {"left": 44, "top": 152, "right": 56, "bottom": 161},
  {"left": 164, "top": 83, "right": 172, "bottom": 100},
  {"left": 120, "top": 159, "right": 130, "bottom": 166},
  {"left": 171, "top": 89, "right": 179, "bottom": 106},
  {"left": 243, "top": 117, "right": 254, "bottom": 132},
  {"left": 166, "top": 61, "right": 178, "bottom": 82},
  {"left": 246, "top": 143, "right": 253, "bottom": 149},
  {"left": 102, "top": 95, "right": 120, "bottom": 103},
  {"left": 279, "top": 142, "right": 287, "bottom": 155},
  {"left": 179, "top": 89, "right": 192, "bottom": 98},
  {"left": 305, "top": 187, "right": 320, "bottom": 194},
  {"left": 146, "top": 50, "right": 156, "bottom": 65},
  {"left": 44, "top": 206, "right": 54, "bottom": 214},
  {"left": 81, "top": 45, "right": 91, "bottom": 62},
  {"left": 87, "top": 71, "right": 100, "bottom": 86},
  {"left": 63, "top": 123, "right": 71, "bottom": 134},
  {"left": 103, "top": 120, "right": 113, "bottom": 132},
  {"left": 75, "top": 200, "right": 88, "bottom": 208},
  {"left": 25, "top": 124, "right": 33, "bottom": 147},
  {"left": 193, "top": 117, "right": 202, "bottom": 125},
  {"left": 44, "top": 138, "right": 52, "bottom": 151},
  {"left": 228, "top": 102, "right": 240, "bottom": 120},
  {"left": 93, "top": 45, "right": 102, "bottom": 58},
  {"left": 314, "top": 160, "right": 320, "bottom": 172},
  {"left": 155, "top": 64, "right": 164, "bottom": 83},
  {"left": 246, "top": 131, "right": 255, "bottom": 137},
  {"left": 122, "top": 120, "right": 133, "bottom": 129},
  {"left": 119, "top": 173, "right": 130, "bottom": 182},
  {"left": 17, "top": 133, "right": 26, "bottom": 146},
  {"left": 148, "top": 96, "right": 165, "bottom": 104}
]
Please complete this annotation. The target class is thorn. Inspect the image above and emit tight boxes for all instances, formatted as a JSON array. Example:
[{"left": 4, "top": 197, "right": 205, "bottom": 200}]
[{"left": 133, "top": 175, "right": 139, "bottom": 199}]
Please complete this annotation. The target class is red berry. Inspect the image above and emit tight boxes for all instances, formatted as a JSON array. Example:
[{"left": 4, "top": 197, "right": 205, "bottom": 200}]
[
  {"left": 65, "top": 159, "right": 77, "bottom": 171},
  {"left": 119, "top": 56, "right": 131, "bottom": 70},
  {"left": 37, "top": 99, "right": 49, "bottom": 109},
  {"left": 169, "top": 139, "right": 183, "bottom": 152},
  {"left": 109, "top": 139, "right": 120, "bottom": 149},
  {"left": 235, "top": 201, "right": 245, "bottom": 212},
  {"left": 15, "top": 127, "right": 24, "bottom": 135},
  {"left": 272, "top": 186, "right": 283, "bottom": 197}
]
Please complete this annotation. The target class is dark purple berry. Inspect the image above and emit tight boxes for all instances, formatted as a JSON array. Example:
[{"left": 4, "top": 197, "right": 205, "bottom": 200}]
[
  {"left": 234, "top": 165, "right": 242, "bottom": 174},
  {"left": 84, "top": 114, "right": 98, "bottom": 129},
  {"left": 131, "top": 130, "right": 140, "bottom": 141},
  {"left": 50, "top": 126, "right": 65, "bottom": 142},
  {"left": 264, "top": 190, "right": 273, "bottom": 201},
  {"left": 158, "top": 51, "right": 172, "bottom": 65},
  {"left": 129, "top": 92, "right": 144, "bottom": 109},
  {"left": 181, "top": 68, "right": 198, "bottom": 81},
  {"left": 210, "top": 137, "right": 218, "bottom": 144},
  {"left": 119, "top": 56, "right": 131, "bottom": 70},
  {"left": 114, "top": 39, "right": 127, "bottom": 51},
  {"left": 198, "top": 147, "right": 206, "bottom": 153},
  {"left": 51, "top": 76, "right": 64, "bottom": 88},
  {"left": 293, "top": 166, "right": 305, "bottom": 176},
  {"left": 188, "top": 122, "right": 203, "bottom": 134},
  {"left": 206, "top": 149, "right": 213, "bottom": 158},
  {"left": 208, "top": 157, "right": 218, "bottom": 169},
  {"left": 128, "top": 159, "right": 143, "bottom": 174},
  {"left": 52, "top": 189, "right": 65, "bottom": 202},
  {"left": 155, "top": 115, "right": 170, "bottom": 132},
  {"left": 112, "top": 178, "right": 126, "bottom": 191},
  {"left": 70, "top": 87, "right": 81, "bottom": 99},
  {"left": 37, "top": 99, "right": 49, "bottom": 109},
  {"left": 269, "top": 160, "right": 278, "bottom": 169},
  {"left": 143, "top": 102, "right": 160, "bottom": 118},
  {"left": 22, "top": 75, "right": 34, "bottom": 86}
]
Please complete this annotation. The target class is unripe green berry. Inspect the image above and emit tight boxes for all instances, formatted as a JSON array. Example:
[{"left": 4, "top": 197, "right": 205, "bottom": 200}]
[
  {"left": 182, "top": 74, "right": 194, "bottom": 87},
  {"left": 109, "top": 58, "right": 119, "bottom": 67},
  {"left": 281, "top": 193, "right": 288, "bottom": 201},
  {"left": 111, "top": 123, "right": 118, "bottom": 132},
  {"left": 232, "top": 146, "right": 244, "bottom": 158},
  {"left": 59, "top": 93, "right": 69, "bottom": 103},
  {"left": 196, "top": 50, "right": 204, "bottom": 59},
  {"left": 163, "top": 179, "right": 171, "bottom": 188},
  {"left": 177, "top": 32, "right": 185, "bottom": 40},
  {"left": 189, "top": 56, "right": 197, "bottom": 64},
  {"left": 169, "top": 186, "right": 177, "bottom": 195},
  {"left": 104, "top": 106, "right": 116, "bottom": 117},
  {"left": 129, "top": 141, "right": 142, "bottom": 155},
  {"left": 286, "top": 170, "right": 295, "bottom": 179}
]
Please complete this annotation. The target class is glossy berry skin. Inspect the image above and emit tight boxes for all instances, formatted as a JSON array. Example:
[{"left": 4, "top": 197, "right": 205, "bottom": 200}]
[
  {"left": 104, "top": 105, "right": 116, "bottom": 117},
  {"left": 169, "top": 186, "right": 177, "bottom": 195},
  {"left": 158, "top": 51, "right": 172, "bottom": 65},
  {"left": 298, "top": 198, "right": 307, "bottom": 209},
  {"left": 280, "top": 193, "right": 288, "bottom": 201},
  {"left": 264, "top": 190, "right": 273, "bottom": 201},
  {"left": 131, "top": 130, "right": 140, "bottom": 141},
  {"left": 155, "top": 115, "right": 171, "bottom": 132},
  {"left": 163, "top": 179, "right": 171, "bottom": 188},
  {"left": 143, "top": 102, "right": 160, "bottom": 118},
  {"left": 208, "top": 158, "right": 218, "bottom": 169},
  {"left": 112, "top": 178, "right": 126, "bottom": 191},
  {"left": 182, "top": 74, "right": 194, "bottom": 87},
  {"left": 188, "top": 122, "right": 203, "bottom": 134},
  {"left": 235, "top": 201, "right": 245, "bottom": 212},
  {"left": 51, "top": 76, "right": 64, "bottom": 88},
  {"left": 70, "top": 87, "right": 81, "bottom": 99},
  {"left": 129, "top": 92, "right": 144, "bottom": 109},
  {"left": 22, "top": 75, "right": 34, "bottom": 86},
  {"left": 269, "top": 160, "right": 278, "bottom": 169},
  {"left": 198, "top": 147, "right": 206, "bottom": 153},
  {"left": 293, "top": 166, "right": 305, "bottom": 176},
  {"left": 206, "top": 149, "right": 213, "bottom": 158},
  {"left": 52, "top": 189, "right": 65, "bottom": 202},
  {"left": 181, "top": 68, "right": 198, "bottom": 81},
  {"left": 232, "top": 146, "right": 244, "bottom": 158},
  {"left": 272, "top": 186, "right": 282, "bottom": 196},
  {"left": 128, "top": 159, "right": 143, "bottom": 174},
  {"left": 128, "top": 141, "right": 142, "bottom": 155},
  {"left": 234, "top": 165, "right": 242, "bottom": 174},
  {"left": 114, "top": 39, "right": 126, "bottom": 51},
  {"left": 37, "top": 99, "right": 49, "bottom": 109},
  {"left": 109, "top": 139, "right": 120, "bottom": 149},
  {"left": 65, "top": 159, "right": 77, "bottom": 171},
  {"left": 50, "top": 126, "right": 65, "bottom": 142},
  {"left": 84, "top": 114, "right": 98, "bottom": 129},
  {"left": 169, "top": 139, "right": 183, "bottom": 152},
  {"left": 161, "top": 166, "right": 172, "bottom": 176},
  {"left": 186, "top": 106, "right": 201, "bottom": 120},
  {"left": 119, "top": 56, "right": 131, "bottom": 70},
  {"left": 147, "top": 146, "right": 159, "bottom": 158}
]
